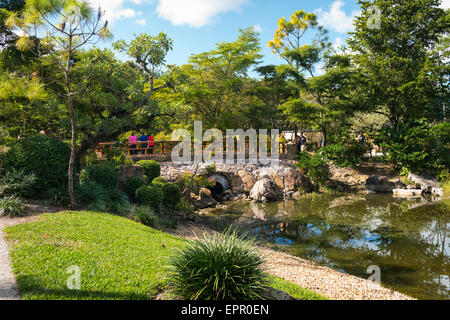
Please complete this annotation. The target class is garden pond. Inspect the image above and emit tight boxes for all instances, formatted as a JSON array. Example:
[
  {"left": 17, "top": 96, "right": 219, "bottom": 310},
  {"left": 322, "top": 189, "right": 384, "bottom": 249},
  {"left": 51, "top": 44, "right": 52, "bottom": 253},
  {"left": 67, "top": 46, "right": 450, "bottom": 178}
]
[{"left": 200, "top": 194, "right": 450, "bottom": 300}]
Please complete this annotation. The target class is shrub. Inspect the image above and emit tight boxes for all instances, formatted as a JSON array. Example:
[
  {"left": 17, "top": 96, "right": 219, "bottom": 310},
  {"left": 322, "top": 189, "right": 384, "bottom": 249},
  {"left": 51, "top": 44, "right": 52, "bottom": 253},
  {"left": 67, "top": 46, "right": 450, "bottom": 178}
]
[
  {"left": 137, "top": 160, "right": 161, "bottom": 182},
  {"left": 376, "top": 120, "right": 450, "bottom": 176},
  {"left": 176, "top": 173, "right": 216, "bottom": 194},
  {"left": 170, "top": 229, "right": 268, "bottom": 300},
  {"left": 107, "top": 189, "right": 131, "bottom": 215},
  {"left": 75, "top": 182, "right": 109, "bottom": 206},
  {"left": 152, "top": 176, "right": 168, "bottom": 187},
  {"left": 161, "top": 183, "right": 182, "bottom": 208},
  {"left": 296, "top": 152, "right": 330, "bottom": 186},
  {"left": 321, "top": 142, "right": 368, "bottom": 168},
  {"left": 121, "top": 176, "right": 145, "bottom": 202},
  {"left": 3, "top": 136, "right": 71, "bottom": 195},
  {"left": 131, "top": 205, "right": 157, "bottom": 227},
  {"left": 75, "top": 182, "right": 129, "bottom": 214},
  {"left": 204, "top": 164, "right": 217, "bottom": 176},
  {"left": 79, "top": 164, "right": 118, "bottom": 190},
  {"left": 0, "top": 196, "right": 25, "bottom": 217},
  {"left": 44, "top": 186, "right": 70, "bottom": 207},
  {"left": 0, "top": 168, "right": 36, "bottom": 198},
  {"left": 135, "top": 185, "right": 163, "bottom": 212}
]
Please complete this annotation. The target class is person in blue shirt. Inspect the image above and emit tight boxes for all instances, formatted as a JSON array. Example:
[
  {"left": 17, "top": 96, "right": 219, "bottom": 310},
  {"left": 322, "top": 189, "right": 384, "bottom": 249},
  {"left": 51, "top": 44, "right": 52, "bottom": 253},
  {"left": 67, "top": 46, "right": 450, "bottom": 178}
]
[{"left": 139, "top": 133, "right": 149, "bottom": 155}]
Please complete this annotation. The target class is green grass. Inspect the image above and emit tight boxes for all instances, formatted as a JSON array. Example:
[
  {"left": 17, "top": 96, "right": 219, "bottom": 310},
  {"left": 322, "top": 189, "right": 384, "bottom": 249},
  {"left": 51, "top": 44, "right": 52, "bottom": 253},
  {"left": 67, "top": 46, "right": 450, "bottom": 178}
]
[
  {"left": 5, "top": 211, "right": 326, "bottom": 300},
  {"left": 269, "top": 276, "right": 328, "bottom": 300}
]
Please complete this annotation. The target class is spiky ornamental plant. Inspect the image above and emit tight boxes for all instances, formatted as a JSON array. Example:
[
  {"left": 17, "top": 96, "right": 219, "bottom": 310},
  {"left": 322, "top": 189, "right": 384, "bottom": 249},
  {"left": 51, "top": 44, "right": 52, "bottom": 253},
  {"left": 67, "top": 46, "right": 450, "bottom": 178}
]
[
  {"left": 170, "top": 229, "right": 268, "bottom": 300},
  {"left": 6, "top": 0, "right": 111, "bottom": 206}
]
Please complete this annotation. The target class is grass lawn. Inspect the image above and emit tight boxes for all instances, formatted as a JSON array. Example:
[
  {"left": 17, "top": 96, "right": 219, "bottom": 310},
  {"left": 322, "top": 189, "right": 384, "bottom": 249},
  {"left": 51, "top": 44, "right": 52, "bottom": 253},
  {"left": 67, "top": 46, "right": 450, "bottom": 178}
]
[{"left": 5, "top": 211, "right": 326, "bottom": 300}]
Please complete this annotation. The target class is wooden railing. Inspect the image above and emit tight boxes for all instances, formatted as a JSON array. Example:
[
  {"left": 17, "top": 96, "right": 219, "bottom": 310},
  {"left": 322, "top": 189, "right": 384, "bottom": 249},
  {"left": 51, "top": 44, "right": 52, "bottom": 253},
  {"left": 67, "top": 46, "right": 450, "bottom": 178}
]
[{"left": 97, "top": 140, "right": 287, "bottom": 160}]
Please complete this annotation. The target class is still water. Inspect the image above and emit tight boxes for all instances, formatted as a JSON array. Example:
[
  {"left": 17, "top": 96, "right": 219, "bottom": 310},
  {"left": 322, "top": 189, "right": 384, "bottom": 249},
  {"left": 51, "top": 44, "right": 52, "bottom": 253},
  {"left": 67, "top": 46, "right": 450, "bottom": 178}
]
[{"left": 202, "top": 194, "right": 450, "bottom": 300}]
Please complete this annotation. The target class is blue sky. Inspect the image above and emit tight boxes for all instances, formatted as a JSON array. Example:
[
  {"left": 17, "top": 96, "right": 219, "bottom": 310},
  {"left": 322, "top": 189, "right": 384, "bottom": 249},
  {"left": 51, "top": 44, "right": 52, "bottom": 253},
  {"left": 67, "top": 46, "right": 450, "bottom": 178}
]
[{"left": 91, "top": 0, "right": 448, "bottom": 68}]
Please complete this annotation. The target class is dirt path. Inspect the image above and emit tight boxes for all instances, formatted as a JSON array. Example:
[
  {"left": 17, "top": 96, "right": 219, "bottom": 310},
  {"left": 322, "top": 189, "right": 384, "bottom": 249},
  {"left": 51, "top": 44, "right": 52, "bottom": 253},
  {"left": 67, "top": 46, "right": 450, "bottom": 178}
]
[{"left": 171, "top": 223, "right": 414, "bottom": 301}]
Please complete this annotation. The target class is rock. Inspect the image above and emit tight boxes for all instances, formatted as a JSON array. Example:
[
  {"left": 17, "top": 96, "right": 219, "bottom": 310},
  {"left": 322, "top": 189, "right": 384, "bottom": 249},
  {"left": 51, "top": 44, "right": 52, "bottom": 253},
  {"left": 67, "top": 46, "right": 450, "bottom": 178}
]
[
  {"left": 365, "top": 176, "right": 396, "bottom": 193},
  {"left": 284, "top": 168, "right": 314, "bottom": 193},
  {"left": 431, "top": 187, "right": 444, "bottom": 197},
  {"left": 117, "top": 165, "right": 145, "bottom": 184},
  {"left": 393, "top": 189, "right": 423, "bottom": 198},
  {"left": 230, "top": 176, "right": 244, "bottom": 194},
  {"left": 270, "top": 173, "right": 285, "bottom": 190},
  {"left": 408, "top": 173, "right": 443, "bottom": 196},
  {"left": 238, "top": 170, "right": 256, "bottom": 193},
  {"left": 193, "top": 188, "right": 217, "bottom": 209},
  {"left": 249, "top": 178, "right": 283, "bottom": 202},
  {"left": 292, "top": 191, "right": 303, "bottom": 201}
]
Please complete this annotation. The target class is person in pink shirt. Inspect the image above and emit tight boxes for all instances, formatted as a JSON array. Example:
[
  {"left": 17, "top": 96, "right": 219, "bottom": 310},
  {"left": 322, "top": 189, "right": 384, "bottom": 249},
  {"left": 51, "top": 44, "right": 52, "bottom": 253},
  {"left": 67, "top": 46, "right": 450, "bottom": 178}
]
[{"left": 129, "top": 133, "right": 138, "bottom": 155}]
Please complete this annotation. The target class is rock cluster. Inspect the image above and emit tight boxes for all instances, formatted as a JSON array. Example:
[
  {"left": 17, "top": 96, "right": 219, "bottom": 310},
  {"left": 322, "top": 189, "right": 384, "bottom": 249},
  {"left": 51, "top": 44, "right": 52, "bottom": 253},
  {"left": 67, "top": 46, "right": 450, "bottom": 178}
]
[{"left": 160, "top": 161, "right": 314, "bottom": 206}]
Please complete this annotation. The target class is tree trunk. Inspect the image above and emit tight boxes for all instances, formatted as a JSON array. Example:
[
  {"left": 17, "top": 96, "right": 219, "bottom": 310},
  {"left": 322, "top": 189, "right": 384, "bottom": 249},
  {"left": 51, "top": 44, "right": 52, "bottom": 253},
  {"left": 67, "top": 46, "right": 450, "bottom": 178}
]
[{"left": 65, "top": 46, "right": 77, "bottom": 207}]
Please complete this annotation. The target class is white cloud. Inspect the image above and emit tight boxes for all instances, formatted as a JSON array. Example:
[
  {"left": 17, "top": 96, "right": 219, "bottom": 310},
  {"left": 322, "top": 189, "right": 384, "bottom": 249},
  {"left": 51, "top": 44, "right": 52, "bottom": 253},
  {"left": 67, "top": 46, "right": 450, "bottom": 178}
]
[
  {"left": 317, "top": 1, "right": 359, "bottom": 33},
  {"left": 89, "top": 0, "right": 137, "bottom": 25},
  {"left": 136, "top": 19, "right": 147, "bottom": 26},
  {"left": 155, "top": 0, "right": 250, "bottom": 27},
  {"left": 440, "top": 0, "right": 450, "bottom": 9},
  {"left": 253, "top": 24, "right": 262, "bottom": 33}
]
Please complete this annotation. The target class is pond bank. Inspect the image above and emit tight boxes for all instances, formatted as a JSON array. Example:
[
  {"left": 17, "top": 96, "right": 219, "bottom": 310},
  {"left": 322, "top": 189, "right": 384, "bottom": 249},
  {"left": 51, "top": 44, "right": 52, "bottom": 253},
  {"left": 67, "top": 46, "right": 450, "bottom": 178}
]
[{"left": 170, "top": 222, "right": 414, "bottom": 300}]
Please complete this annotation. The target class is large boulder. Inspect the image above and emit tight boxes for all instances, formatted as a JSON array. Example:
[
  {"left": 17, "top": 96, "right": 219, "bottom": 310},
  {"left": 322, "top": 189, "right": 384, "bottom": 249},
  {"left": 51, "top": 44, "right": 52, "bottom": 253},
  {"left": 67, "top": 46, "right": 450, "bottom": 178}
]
[
  {"left": 284, "top": 168, "right": 314, "bottom": 193},
  {"left": 408, "top": 173, "right": 444, "bottom": 196},
  {"left": 193, "top": 188, "right": 217, "bottom": 209},
  {"left": 365, "top": 176, "right": 396, "bottom": 193},
  {"left": 393, "top": 189, "right": 423, "bottom": 198},
  {"left": 238, "top": 170, "right": 256, "bottom": 193},
  {"left": 250, "top": 178, "right": 283, "bottom": 202},
  {"left": 118, "top": 165, "right": 145, "bottom": 183}
]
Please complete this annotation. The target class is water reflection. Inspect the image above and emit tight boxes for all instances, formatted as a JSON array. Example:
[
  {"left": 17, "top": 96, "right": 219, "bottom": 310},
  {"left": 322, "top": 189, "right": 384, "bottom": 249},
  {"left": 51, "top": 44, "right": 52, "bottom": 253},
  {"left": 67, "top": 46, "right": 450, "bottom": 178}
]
[{"left": 203, "top": 194, "right": 450, "bottom": 300}]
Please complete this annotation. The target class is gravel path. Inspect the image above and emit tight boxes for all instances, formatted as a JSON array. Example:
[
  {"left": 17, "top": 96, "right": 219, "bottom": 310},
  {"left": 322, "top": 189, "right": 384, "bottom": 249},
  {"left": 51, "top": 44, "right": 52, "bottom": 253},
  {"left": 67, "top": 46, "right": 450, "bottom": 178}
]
[{"left": 171, "top": 223, "right": 414, "bottom": 301}]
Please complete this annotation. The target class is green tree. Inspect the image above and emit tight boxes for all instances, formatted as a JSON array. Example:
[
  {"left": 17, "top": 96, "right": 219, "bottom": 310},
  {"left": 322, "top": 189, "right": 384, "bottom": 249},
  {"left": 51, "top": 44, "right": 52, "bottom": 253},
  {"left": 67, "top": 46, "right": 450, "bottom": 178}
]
[
  {"left": 348, "top": 0, "right": 449, "bottom": 127},
  {"left": 179, "top": 27, "right": 263, "bottom": 129},
  {"left": 9, "top": 0, "right": 111, "bottom": 206},
  {"left": 268, "top": 10, "right": 353, "bottom": 146}
]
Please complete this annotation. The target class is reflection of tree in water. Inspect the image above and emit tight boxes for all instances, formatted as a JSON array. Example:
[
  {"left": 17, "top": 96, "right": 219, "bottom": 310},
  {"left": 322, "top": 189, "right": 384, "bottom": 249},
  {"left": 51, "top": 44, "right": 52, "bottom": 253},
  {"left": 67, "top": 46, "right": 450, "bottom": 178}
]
[{"left": 236, "top": 195, "right": 450, "bottom": 299}]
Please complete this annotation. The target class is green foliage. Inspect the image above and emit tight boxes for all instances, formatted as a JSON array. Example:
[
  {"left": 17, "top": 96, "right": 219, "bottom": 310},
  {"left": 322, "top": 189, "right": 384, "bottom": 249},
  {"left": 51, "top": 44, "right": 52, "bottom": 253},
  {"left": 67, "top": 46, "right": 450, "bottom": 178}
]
[
  {"left": 44, "top": 185, "right": 70, "bottom": 207},
  {"left": 3, "top": 136, "right": 70, "bottom": 194},
  {"left": 152, "top": 176, "right": 168, "bottom": 187},
  {"left": 160, "top": 183, "right": 182, "bottom": 208},
  {"left": 348, "top": 0, "right": 449, "bottom": 124},
  {"left": 170, "top": 229, "right": 268, "bottom": 300},
  {"left": 131, "top": 205, "right": 158, "bottom": 227},
  {"left": 79, "top": 164, "right": 118, "bottom": 190},
  {"left": 376, "top": 120, "right": 449, "bottom": 176},
  {"left": 296, "top": 152, "right": 330, "bottom": 186},
  {"left": 0, "top": 195, "right": 24, "bottom": 217},
  {"left": 204, "top": 164, "right": 217, "bottom": 176},
  {"left": 135, "top": 185, "right": 163, "bottom": 212},
  {"left": 121, "top": 176, "right": 145, "bottom": 202},
  {"left": 137, "top": 160, "right": 161, "bottom": 182},
  {"left": 321, "top": 142, "right": 368, "bottom": 168},
  {"left": 176, "top": 173, "right": 216, "bottom": 194},
  {"left": 76, "top": 182, "right": 130, "bottom": 215},
  {"left": 0, "top": 168, "right": 36, "bottom": 198}
]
